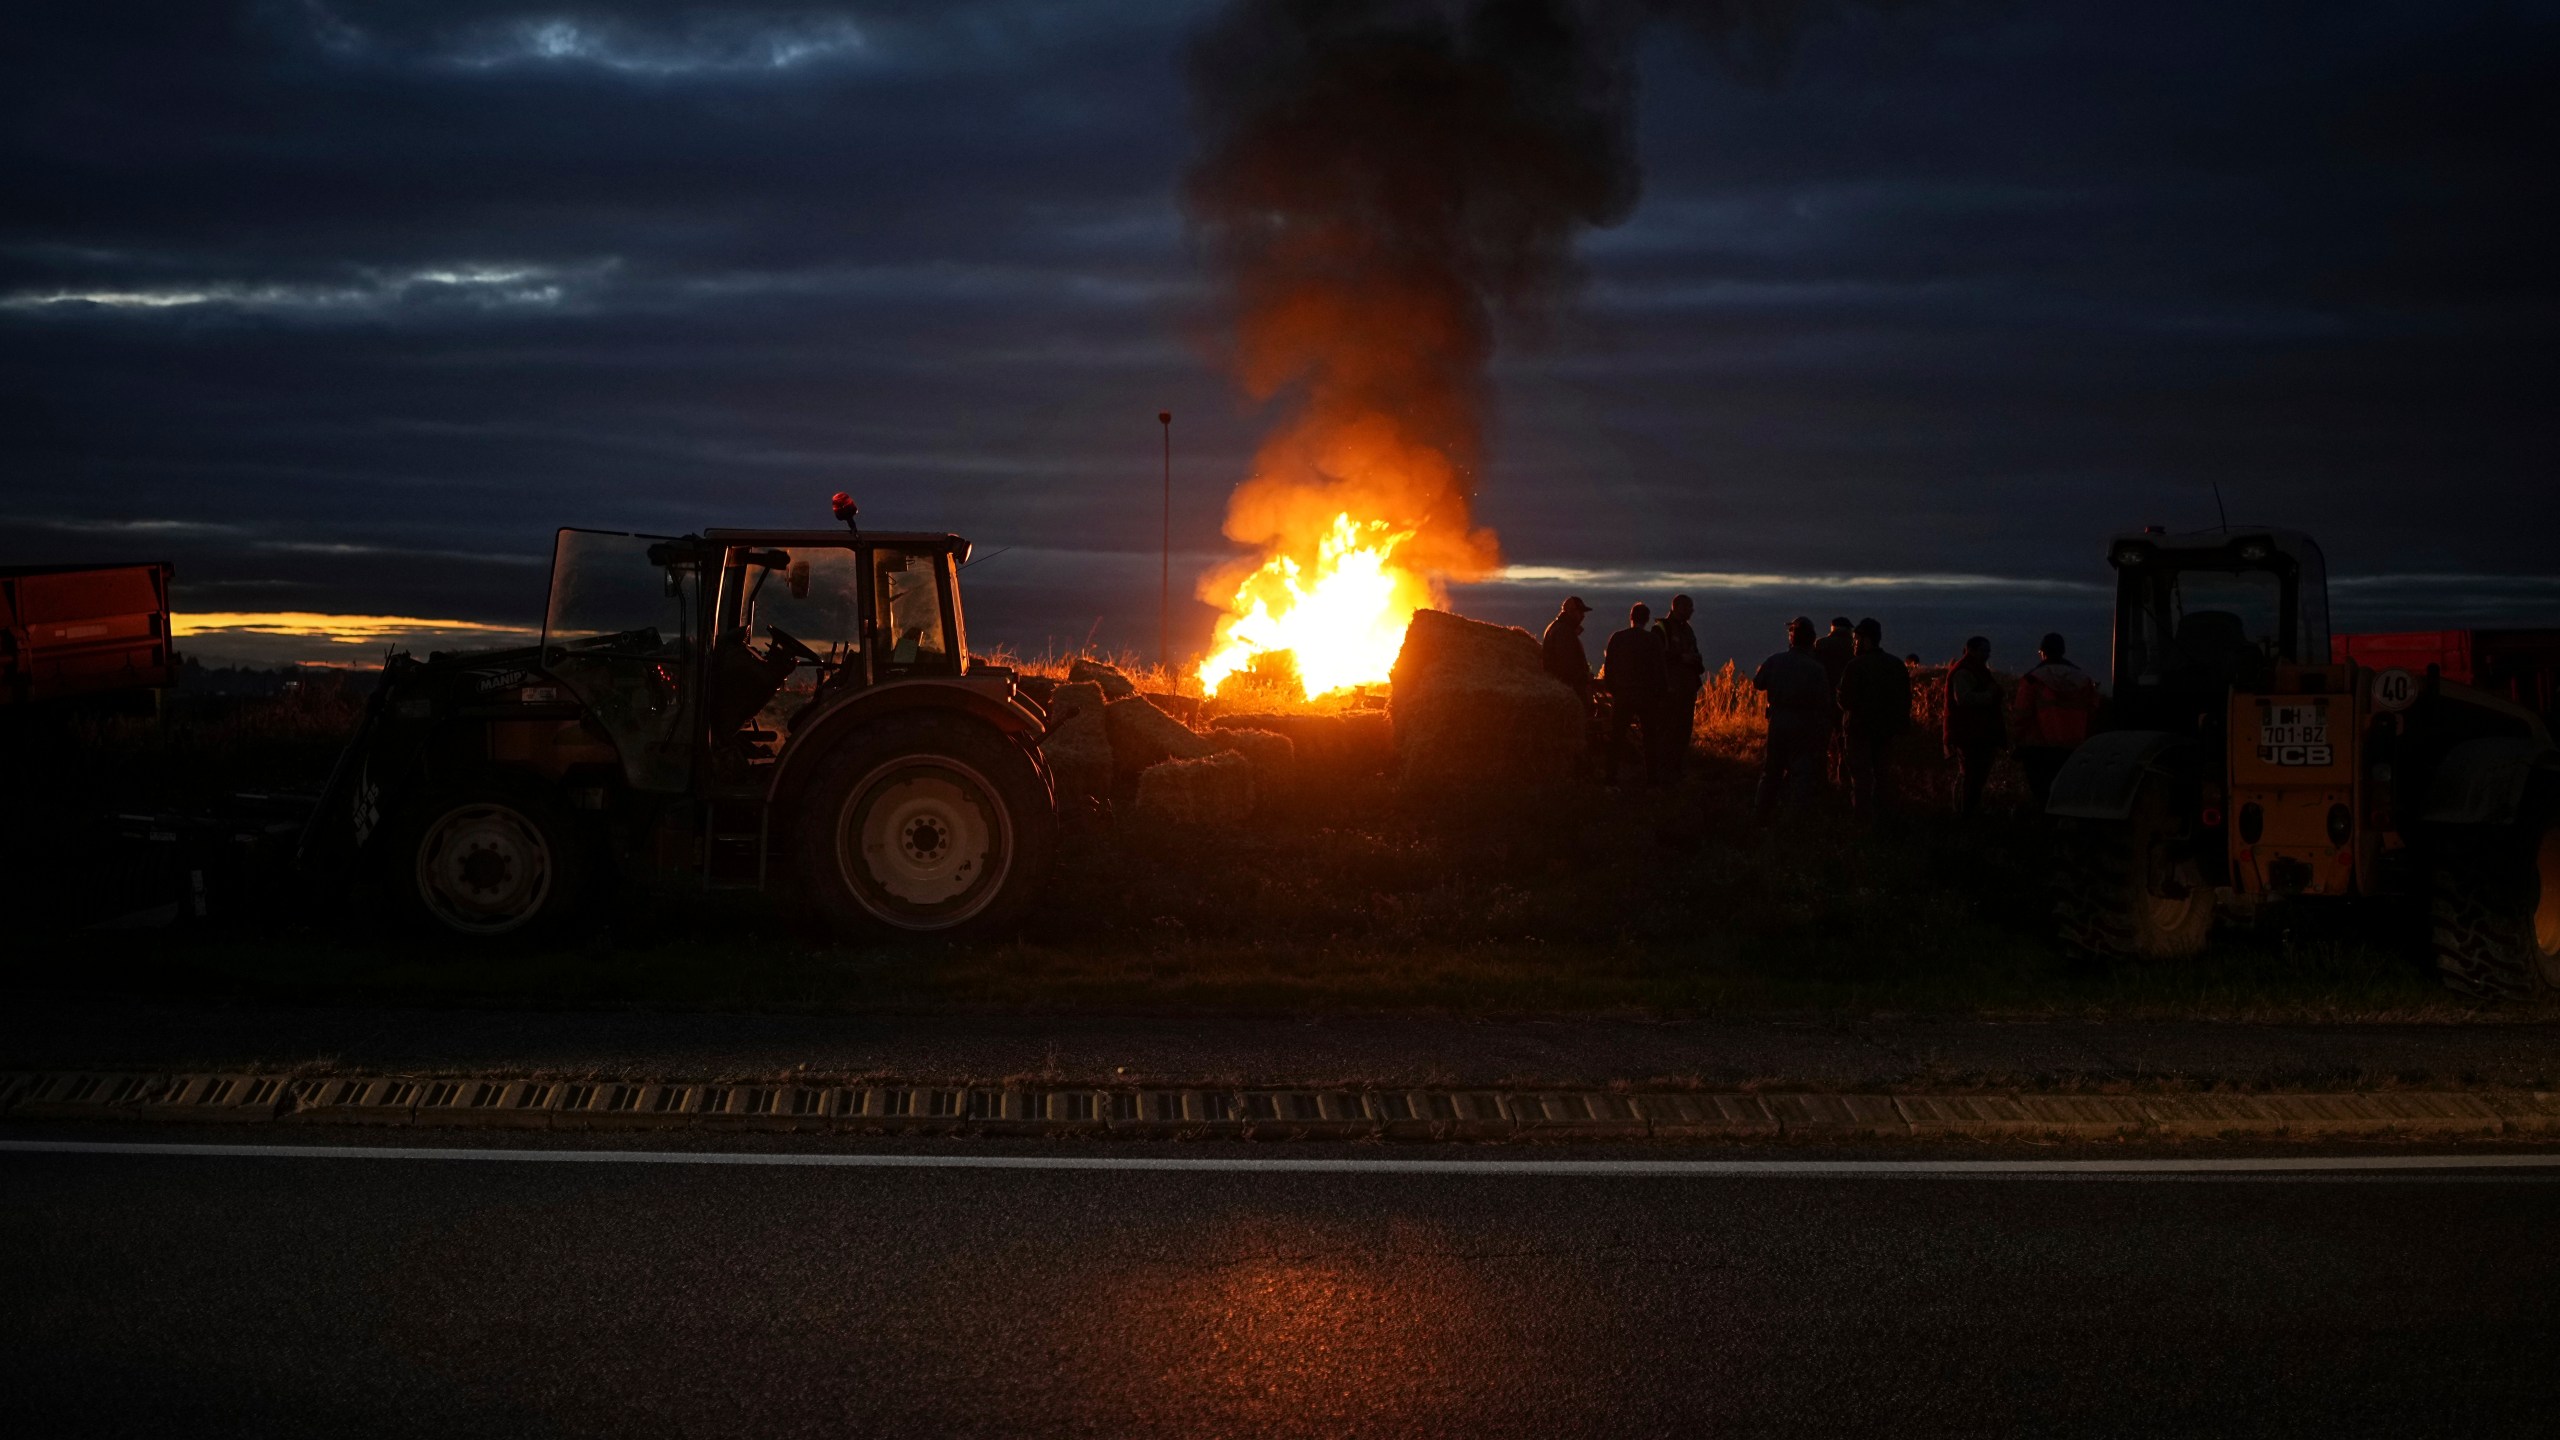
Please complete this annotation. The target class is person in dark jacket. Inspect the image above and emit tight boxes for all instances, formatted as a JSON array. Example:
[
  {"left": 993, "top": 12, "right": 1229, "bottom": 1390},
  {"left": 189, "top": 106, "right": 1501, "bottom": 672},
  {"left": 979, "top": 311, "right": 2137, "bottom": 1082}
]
[
  {"left": 1600, "top": 602, "right": 1669, "bottom": 784},
  {"left": 1751, "top": 616, "right": 1831, "bottom": 821},
  {"left": 1652, "top": 594, "right": 1705, "bottom": 780},
  {"left": 1541, "top": 596, "right": 1592, "bottom": 700},
  {"left": 1943, "top": 634, "right": 2006, "bottom": 816},
  {"left": 1811, "top": 616, "right": 1856, "bottom": 787},
  {"left": 1835, "top": 617, "right": 1912, "bottom": 820}
]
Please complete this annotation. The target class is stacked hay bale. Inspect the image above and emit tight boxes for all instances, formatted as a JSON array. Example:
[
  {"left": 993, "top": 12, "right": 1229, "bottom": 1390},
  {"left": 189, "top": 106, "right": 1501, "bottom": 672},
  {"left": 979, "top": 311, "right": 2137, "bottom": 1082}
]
[
  {"left": 1206, "top": 726, "right": 1294, "bottom": 795},
  {"left": 1132, "top": 749, "right": 1255, "bottom": 826},
  {"left": 1038, "top": 681, "right": 1113, "bottom": 802},
  {"left": 1103, "top": 694, "right": 1219, "bottom": 781},
  {"left": 1210, "top": 712, "right": 1394, "bottom": 784},
  {"left": 1068, "top": 657, "right": 1138, "bottom": 700},
  {"left": 1387, "top": 608, "right": 1582, "bottom": 790}
]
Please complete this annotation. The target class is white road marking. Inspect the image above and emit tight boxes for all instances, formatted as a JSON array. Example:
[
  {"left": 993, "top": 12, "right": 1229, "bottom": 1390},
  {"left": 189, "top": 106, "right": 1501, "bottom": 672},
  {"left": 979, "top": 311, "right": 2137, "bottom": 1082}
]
[{"left": 4, "top": 1139, "right": 2558, "bottom": 1178}]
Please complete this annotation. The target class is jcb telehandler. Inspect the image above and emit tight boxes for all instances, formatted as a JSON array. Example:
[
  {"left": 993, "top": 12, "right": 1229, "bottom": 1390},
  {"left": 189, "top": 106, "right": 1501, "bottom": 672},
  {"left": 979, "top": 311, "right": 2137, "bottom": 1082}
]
[
  {"left": 2048, "top": 527, "right": 2560, "bottom": 996},
  {"left": 300, "top": 500, "right": 1056, "bottom": 940}
]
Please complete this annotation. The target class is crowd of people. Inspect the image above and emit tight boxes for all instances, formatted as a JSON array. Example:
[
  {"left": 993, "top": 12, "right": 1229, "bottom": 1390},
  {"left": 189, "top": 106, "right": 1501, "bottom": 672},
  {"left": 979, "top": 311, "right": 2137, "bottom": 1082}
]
[{"left": 1537, "top": 595, "right": 2102, "bottom": 821}]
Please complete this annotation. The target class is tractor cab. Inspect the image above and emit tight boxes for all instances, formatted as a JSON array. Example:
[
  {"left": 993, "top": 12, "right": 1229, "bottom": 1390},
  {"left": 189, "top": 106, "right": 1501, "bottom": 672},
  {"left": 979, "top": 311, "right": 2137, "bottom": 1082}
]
[
  {"left": 2103, "top": 527, "right": 2330, "bottom": 734},
  {"left": 539, "top": 526, "right": 974, "bottom": 796}
]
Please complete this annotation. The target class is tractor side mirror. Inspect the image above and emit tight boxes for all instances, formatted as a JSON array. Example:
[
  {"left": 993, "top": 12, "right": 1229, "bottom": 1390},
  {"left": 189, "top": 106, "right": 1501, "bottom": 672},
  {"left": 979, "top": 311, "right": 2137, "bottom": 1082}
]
[
  {"left": 788, "top": 559, "right": 810, "bottom": 601},
  {"left": 663, "top": 569, "right": 683, "bottom": 598}
]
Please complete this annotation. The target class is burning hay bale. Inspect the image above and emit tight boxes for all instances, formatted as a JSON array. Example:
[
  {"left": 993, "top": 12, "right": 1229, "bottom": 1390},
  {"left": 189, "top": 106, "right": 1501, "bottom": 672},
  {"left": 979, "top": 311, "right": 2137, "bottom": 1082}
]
[
  {"left": 1133, "top": 750, "right": 1255, "bottom": 827},
  {"left": 1104, "top": 694, "right": 1219, "bottom": 779},
  {"left": 1069, "top": 658, "right": 1139, "bottom": 700},
  {"left": 1387, "top": 608, "right": 1581, "bottom": 790}
]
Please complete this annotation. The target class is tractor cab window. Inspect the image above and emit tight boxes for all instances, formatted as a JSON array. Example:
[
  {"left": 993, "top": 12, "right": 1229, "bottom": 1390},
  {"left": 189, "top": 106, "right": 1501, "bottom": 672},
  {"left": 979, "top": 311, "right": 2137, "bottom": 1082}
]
[
  {"left": 872, "top": 548, "right": 956, "bottom": 676},
  {"left": 704, "top": 545, "right": 867, "bottom": 772},
  {"left": 541, "top": 529, "right": 696, "bottom": 793},
  {"left": 2125, "top": 567, "right": 2285, "bottom": 693},
  {"left": 714, "top": 545, "right": 864, "bottom": 755}
]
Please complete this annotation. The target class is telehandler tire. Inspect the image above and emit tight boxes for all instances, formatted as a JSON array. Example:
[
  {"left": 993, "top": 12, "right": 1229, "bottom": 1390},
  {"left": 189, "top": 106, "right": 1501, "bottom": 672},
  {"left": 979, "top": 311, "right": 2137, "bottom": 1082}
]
[
  {"left": 2055, "top": 779, "right": 2213, "bottom": 960},
  {"left": 789, "top": 713, "right": 1056, "bottom": 940},
  {"left": 2429, "top": 801, "right": 2560, "bottom": 1000},
  {"left": 397, "top": 776, "right": 589, "bottom": 941}
]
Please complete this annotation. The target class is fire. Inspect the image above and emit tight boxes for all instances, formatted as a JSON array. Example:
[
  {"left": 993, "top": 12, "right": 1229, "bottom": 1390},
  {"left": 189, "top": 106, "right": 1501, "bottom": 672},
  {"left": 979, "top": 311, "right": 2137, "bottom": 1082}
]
[{"left": 1196, "top": 512, "right": 1442, "bottom": 700}]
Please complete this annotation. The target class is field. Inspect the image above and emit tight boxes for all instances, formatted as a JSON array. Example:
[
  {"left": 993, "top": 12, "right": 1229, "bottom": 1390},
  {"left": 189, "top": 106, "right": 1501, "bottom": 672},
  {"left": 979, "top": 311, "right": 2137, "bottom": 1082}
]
[{"left": 0, "top": 659, "right": 2503, "bottom": 1022}]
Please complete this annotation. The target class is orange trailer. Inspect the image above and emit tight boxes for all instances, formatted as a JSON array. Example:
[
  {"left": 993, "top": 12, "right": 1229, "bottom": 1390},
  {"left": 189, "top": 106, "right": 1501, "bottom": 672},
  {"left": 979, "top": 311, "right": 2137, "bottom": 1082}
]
[{"left": 0, "top": 561, "right": 179, "bottom": 706}]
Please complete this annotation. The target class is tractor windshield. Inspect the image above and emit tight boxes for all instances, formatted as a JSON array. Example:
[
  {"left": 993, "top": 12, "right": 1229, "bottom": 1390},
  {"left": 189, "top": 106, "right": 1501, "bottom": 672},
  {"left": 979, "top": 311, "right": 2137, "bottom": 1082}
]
[{"left": 542, "top": 529, "right": 698, "bottom": 793}]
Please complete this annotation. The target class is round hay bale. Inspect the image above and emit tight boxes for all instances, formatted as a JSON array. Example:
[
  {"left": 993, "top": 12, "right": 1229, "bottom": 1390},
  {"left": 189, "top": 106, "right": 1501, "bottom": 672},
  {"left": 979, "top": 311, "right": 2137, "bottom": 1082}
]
[
  {"left": 1388, "top": 608, "right": 1582, "bottom": 790},
  {"left": 1132, "top": 750, "right": 1254, "bottom": 827},
  {"left": 1069, "top": 658, "right": 1138, "bottom": 700},
  {"left": 1104, "top": 694, "right": 1218, "bottom": 779}
]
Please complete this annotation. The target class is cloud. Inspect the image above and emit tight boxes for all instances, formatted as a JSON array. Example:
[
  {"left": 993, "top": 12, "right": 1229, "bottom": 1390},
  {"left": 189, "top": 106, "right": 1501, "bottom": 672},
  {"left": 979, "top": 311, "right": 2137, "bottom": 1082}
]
[
  {"left": 1, "top": 0, "right": 2553, "bottom": 670},
  {"left": 2, "top": 263, "right": 583, "bottom": 313}
]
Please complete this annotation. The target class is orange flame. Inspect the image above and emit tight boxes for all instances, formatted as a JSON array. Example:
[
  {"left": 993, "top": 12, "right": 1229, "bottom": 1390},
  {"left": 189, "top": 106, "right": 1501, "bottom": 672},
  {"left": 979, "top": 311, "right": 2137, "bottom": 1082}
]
[{"left": 1196, "top": 513, "right": 1441, "bottom": 700}]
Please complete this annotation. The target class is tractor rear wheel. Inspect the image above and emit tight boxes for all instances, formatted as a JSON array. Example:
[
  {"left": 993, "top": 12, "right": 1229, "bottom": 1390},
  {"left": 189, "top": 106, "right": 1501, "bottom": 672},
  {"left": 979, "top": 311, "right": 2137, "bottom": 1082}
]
[
  {"left": 400, "top": 779, "right": 588, "bottom": 941},
  {"left": 789, "top": 714, "right": 1056, "bottom": 940},
  {"left": 2055, "top": 779, "right": 2213, "bottom": 960},
  {"left": 2430, "top": 805, "right": 2560, "bottom": 1000}
]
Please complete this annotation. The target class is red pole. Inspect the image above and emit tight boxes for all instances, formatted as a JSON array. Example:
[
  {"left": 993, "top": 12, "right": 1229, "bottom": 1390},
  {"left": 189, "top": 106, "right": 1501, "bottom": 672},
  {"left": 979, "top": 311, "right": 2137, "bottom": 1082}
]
[{"left": 1158, "top": 411, "right": 1172, "bottom": 674}]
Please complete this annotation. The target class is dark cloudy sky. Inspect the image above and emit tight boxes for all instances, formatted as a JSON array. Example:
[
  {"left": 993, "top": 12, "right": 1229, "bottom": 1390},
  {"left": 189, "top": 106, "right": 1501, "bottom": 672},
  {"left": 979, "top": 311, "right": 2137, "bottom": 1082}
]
[{"left": 5, "top": 0, "right": 2556, "bottom": 669}]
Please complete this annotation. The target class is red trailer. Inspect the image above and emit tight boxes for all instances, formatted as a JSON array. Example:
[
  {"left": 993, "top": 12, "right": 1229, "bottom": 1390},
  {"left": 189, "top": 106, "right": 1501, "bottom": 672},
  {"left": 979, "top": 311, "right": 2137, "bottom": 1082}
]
[
  {"left": 2333, "top": 628, "right": 2560, "bottom": 724},
  {"left": 0, "top": 562, "right": 179, "bottom": 706}
]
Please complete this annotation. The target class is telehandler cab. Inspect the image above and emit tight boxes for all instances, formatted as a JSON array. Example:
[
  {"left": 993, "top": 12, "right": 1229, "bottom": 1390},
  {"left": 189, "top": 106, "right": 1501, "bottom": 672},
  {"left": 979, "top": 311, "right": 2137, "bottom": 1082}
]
[
  {"left": 2049, "top": 527, "right": 2560, "bottom": 996},
  {"left": 301, "top": 500, "right": 1056, "bottom": 941}
]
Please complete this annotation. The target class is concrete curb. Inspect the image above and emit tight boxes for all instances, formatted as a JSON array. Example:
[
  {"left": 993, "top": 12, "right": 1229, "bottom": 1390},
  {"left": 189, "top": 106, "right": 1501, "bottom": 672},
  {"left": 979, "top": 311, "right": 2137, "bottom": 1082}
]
[{"left": 8, "top": 1070, "right": 2560, "bottom": 1142}]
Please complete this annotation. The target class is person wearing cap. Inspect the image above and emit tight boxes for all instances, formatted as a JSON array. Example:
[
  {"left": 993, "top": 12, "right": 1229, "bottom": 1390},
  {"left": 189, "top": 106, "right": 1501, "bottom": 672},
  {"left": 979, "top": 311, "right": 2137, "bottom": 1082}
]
[
  {"left": 1943, "top": 634, "right": 2007, "bottom": 817},
  {"left": 1600, "top": 602, "right": 1671, "bottom": 784},
  {"left": 2011, "top": 631, "right": 2099, "bottom": 808},
  {"left": 1541, "top": 596, "right": 1593, "bottom": 702},
  {"left": 1751, "top": 616, "right": 1831, "bottom": 821},
  {"left": 1836, "top": 617, "right": 1913, "bottom": 820},
  {"left": 1652, "top": 594, "right": 1705, "bottom": 780}
]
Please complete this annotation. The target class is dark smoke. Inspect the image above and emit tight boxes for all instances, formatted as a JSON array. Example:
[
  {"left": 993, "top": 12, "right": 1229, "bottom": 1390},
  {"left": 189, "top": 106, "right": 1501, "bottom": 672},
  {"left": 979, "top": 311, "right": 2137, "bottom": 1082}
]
[{"left": 1182, "top": 0, "right": 1868, "bottom": 589}]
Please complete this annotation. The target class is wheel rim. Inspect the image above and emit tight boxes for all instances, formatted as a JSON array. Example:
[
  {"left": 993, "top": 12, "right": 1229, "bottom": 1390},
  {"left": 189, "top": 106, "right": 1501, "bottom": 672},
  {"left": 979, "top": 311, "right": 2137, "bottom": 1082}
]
[
  {"left": 2534, "top": 827, "right": 2560, "bottom": 981},
  {"left": 2143, "top": 887, "right": 2204, "bottom": 938},
  {"left": 415, "top": 803, "right": 552, "bottom": 936},
  {"left": 834, "top": 756, "right": 1011, "bottom": 930}
]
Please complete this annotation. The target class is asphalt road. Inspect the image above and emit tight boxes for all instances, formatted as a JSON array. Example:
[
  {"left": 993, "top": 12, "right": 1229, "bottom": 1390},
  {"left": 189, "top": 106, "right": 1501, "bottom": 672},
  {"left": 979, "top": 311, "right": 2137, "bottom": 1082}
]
[{"left": 5, "top": 1133, "right": 2556, "bottom": 1438}]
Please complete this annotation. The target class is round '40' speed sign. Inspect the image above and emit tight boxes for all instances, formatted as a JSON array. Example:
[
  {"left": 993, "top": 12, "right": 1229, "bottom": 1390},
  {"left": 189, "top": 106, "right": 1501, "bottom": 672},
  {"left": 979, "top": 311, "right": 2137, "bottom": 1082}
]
[{"left": 2371, "top": 668, "right": 2419, "bottom": 713}]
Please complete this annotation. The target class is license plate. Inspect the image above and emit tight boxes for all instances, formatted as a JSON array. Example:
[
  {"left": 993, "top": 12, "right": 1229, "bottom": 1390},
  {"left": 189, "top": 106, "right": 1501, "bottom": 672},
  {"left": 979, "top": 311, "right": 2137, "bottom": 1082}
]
[{"left": 2257, "top": 700, "right": 2332, "bottom": 766}]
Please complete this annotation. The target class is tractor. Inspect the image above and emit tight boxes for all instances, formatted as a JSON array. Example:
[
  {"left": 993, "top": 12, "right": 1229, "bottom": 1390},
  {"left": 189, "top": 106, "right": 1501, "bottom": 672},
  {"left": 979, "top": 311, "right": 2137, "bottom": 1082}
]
[
  {"left": 2048, "top": 527, "right": 2560, "bottom": 996},
  {"left": 300, "top": 502, "right": 1056, "bottom": 940}
]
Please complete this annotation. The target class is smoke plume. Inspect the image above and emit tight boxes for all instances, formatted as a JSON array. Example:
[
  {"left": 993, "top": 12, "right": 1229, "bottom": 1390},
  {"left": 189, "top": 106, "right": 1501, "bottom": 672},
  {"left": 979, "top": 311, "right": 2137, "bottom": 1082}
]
[{"left": 1183, "top": 0, "right": 1662, "bottom": 594}]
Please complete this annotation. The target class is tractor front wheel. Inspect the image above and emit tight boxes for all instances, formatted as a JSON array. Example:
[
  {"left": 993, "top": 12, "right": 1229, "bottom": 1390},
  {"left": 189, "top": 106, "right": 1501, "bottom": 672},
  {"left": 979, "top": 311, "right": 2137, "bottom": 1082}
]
[
  {"left": 400, "top": 780, "right": 587, "bottom": 940},
  {"left": 2055, "top": 780, "right": 2214, "bottom": 960},
  {"left": 2430, "top": 803, "right": 2560, "bottom": 1000},
  {"left": 789, "top": 715, "right": 1056, "bottom": 940}
]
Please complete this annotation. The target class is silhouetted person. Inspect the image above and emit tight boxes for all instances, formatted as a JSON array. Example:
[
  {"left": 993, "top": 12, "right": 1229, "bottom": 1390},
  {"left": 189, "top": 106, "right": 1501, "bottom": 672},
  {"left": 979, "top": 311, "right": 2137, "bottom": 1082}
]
[
  {"left": 1752, "top": 616, "right": 1830, "bottom": 821},
  {"left": 1836, "top": 617, "right": 1912, "bottom": 820},
  {"left": 1653, "top": 594, "right": 1705, "bottom": 780},
  {"left": 1542, "top": 596, "right": 1592, "bottom": 701},
  {"left": 1812, "top": 617, "right": 1855, "bottom": 691},
  {"left": 1812, "top": 615, "right": 1855, "bottom": 786},
  {"left": 1601, "top": 602, "right": 1669, "bottom": 784},
  {"left": 2011, "top": 631, "right": 2099, "bottom": 808},
  {"left": 1944, "top": 635, "right": 2006, "bottom": 816}
]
